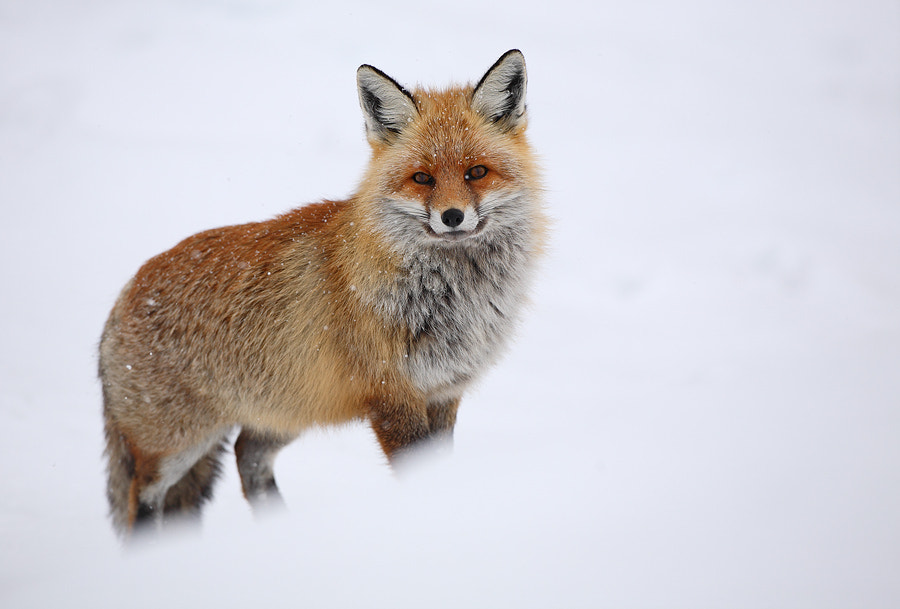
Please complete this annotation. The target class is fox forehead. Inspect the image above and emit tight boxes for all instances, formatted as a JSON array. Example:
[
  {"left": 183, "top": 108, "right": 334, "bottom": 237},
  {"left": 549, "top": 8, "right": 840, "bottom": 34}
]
[{"left": 376, "top": 86, "right": 523, "bottom": 174}]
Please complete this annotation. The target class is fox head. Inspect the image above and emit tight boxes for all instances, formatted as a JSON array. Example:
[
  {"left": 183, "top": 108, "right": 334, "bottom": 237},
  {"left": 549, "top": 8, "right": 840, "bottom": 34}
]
[{"left": 355, "top": 50, "right": 541, "bottom": 248}]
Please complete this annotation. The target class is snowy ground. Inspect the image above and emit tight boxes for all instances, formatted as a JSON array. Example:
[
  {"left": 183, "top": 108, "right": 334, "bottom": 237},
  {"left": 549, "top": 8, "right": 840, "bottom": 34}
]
[{"left": 2, "top": 0, "right": 898, "bottom": 607}]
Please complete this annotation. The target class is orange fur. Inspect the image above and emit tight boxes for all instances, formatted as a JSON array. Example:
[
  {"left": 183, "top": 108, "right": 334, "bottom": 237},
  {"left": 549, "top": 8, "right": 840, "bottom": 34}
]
[{"left": 100, "top": 50, "right": 545, "bottom": 538}]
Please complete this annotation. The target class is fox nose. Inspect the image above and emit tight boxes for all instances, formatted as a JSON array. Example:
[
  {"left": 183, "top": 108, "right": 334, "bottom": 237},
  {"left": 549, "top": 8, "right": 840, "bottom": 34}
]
[{"left": 441, "top": 208, "right": 465, "bottom": 228}]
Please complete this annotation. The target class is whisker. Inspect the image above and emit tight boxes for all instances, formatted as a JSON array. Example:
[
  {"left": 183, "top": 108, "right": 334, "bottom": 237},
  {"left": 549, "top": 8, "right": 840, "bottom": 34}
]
[{"left": 384, "top": 197, "right": 429, "bottom": 221}]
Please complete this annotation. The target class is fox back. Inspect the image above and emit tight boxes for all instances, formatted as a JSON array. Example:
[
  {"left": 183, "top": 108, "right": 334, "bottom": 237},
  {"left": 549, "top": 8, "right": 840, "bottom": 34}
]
[{"left": 99, "top": 50, "right": 545, "bottom": 539}]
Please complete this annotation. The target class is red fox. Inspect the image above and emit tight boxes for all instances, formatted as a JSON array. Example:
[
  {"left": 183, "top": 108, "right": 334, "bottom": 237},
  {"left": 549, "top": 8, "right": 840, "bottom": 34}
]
[{"left": 99, "top": 50, "right": 546, "bottom": 538}]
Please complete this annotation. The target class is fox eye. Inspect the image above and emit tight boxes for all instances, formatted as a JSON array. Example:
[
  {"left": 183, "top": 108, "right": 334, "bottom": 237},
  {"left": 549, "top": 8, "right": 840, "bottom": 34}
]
[
  {"left": 466, "top": 165, "right": 488, "bottom": 180},
  {"left": 412, "top": 172, "right": 434, "bottom": 185}
]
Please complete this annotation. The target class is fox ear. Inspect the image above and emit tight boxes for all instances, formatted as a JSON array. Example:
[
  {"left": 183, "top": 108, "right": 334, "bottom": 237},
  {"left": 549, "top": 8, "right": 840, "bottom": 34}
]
[
  {"left": 473, "top": 49, "right": 527, "bottom": 131},
  {"left": 357, "top": 65, "right": 418, "bottom": 144}
]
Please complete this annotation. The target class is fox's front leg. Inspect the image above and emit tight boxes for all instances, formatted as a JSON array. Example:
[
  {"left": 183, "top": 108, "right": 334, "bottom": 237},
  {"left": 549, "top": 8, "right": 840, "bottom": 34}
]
[
  {"left": 368, "top": 398, "right": 431, "bottom": 465},
  {"left": 427, "top": 397, "right": 460, "bottom": 452}
]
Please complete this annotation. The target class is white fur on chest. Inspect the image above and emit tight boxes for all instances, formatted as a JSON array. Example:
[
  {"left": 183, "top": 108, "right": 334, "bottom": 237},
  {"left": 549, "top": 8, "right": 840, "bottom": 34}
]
[{"left": 380, "top": 228, "right": 535, "bottom": 397}]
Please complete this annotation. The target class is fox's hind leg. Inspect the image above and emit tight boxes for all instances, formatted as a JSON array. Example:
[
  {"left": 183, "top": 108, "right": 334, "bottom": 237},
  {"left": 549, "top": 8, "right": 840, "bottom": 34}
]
[
  {"left": 163, "top": 437, "right": 228, "bottom": 524},
  {"left": 235, "top": 428, "right": 295, "bottom": 512},
  {"left": 127, "top": 432, "right": 228, "bottom": 537}
]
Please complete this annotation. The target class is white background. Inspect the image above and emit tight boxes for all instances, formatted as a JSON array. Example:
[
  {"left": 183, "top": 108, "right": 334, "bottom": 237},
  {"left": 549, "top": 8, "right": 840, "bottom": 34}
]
[{"left": 1, "top": 0, "right": 898, "bottom": 607}]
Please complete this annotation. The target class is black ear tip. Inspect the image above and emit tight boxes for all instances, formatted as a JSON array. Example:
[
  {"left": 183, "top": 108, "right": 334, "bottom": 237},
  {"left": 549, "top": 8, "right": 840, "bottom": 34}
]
[
  {"left": 357, "top": 64, "right": 387, "bottom": 82},
  {"left": 356, "top": 64, "right": 415, "bottom": 99},
  {"left": 476, "top": 50, "right": 526, "bottom": 92},
  {"left": 356, "top": 65, "right": 375, "bottom": 87},
  {"left": 357, "top": 64, "right": 394, "bottom": 82},
  {"left": 500, "top": 49, "right": 525, "bottom": 63}
]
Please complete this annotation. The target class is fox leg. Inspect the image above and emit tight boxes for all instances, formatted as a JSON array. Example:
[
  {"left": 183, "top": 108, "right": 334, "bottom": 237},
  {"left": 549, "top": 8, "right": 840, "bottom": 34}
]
[
  {"left": 129, "top": 433, "right": 227, "bottom": 535},
  {"left": 427, "top": 397, "right": 460, "bottom": 441},
  {"left": 368, "top": 399, "right": 431, "bottom": 465},
  {"left": 234, "top": 429, "right": 294, "bottom": 510},
  {"left": 163, "top": 439, "right": 227, "bottom": 521},
  {"left": 424, "top": 397, "right": 460, "bottom": 455},
  {"left": 127, "top": 453, "right": 163, "bottom": 533}
]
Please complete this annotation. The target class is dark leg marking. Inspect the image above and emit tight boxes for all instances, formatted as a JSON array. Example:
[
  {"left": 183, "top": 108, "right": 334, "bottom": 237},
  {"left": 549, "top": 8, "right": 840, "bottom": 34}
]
[{"left": 235, "top": 428, "right": 294, "bottom": 511}]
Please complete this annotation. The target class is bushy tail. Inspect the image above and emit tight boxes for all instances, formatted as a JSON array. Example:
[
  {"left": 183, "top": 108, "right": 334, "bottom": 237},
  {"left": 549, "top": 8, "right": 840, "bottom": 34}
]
[{"left": 103, "top": 416, "right": 135, "bottom": 539}]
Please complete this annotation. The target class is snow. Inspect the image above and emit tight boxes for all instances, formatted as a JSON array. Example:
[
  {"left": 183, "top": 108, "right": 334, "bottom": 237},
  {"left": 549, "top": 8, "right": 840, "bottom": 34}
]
[{"left": 2, "top": 0, "right": 899, "bottom": 607}]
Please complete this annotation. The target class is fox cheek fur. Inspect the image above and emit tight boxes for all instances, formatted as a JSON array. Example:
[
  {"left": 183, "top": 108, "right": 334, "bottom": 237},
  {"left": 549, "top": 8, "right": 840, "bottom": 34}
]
[{"left": 99, "top": 49, "right": 546, "bottom": 539}]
